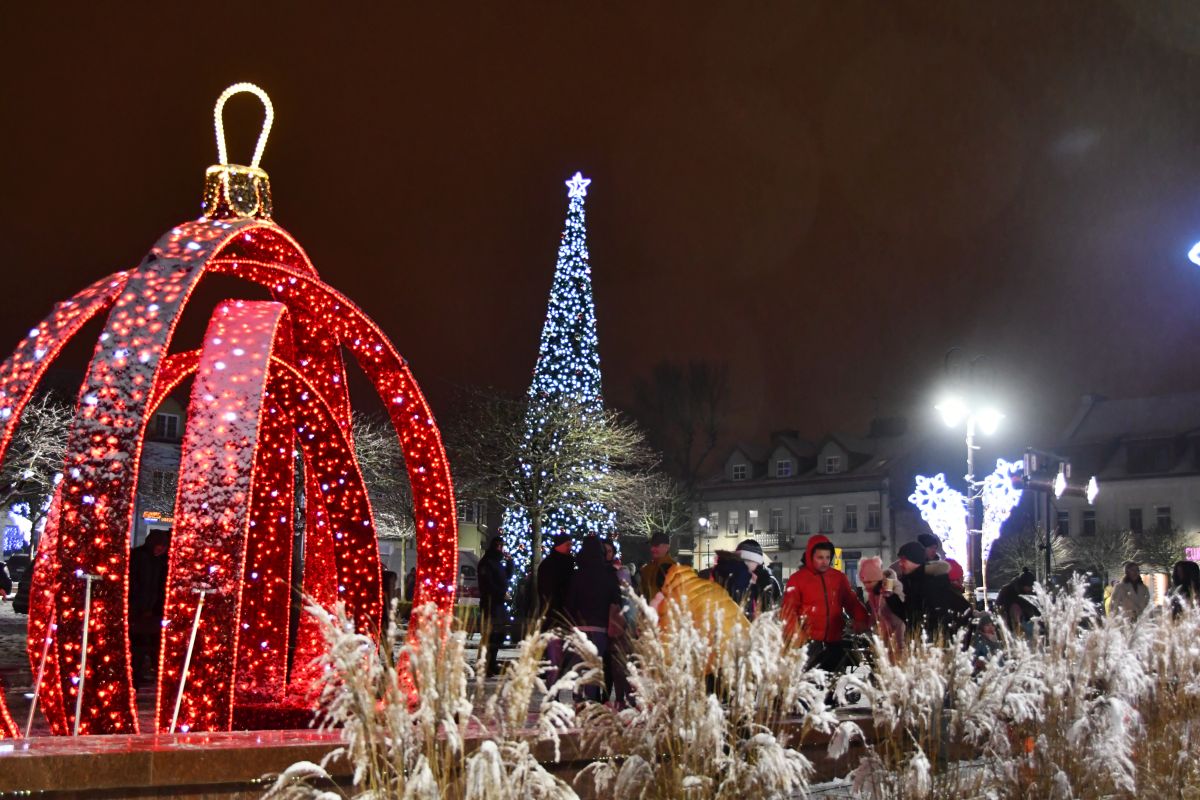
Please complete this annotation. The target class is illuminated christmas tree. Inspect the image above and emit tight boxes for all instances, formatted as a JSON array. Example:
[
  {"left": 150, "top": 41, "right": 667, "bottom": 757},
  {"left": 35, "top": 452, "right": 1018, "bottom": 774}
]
[{"left": 502, "top": 172, "right": 616, "bottom": 579}]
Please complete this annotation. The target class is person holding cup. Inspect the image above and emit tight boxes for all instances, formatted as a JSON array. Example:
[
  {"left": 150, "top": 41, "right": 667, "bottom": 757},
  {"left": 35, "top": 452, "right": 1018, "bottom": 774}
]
[{"left": 858, "top": 556, "right": 906, "bottom": 656}]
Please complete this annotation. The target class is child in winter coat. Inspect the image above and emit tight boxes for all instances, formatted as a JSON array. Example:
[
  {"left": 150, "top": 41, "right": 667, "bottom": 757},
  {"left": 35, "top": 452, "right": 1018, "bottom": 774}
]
[{"left": 858, "top": 556, "right": 906, "bottom": 656}]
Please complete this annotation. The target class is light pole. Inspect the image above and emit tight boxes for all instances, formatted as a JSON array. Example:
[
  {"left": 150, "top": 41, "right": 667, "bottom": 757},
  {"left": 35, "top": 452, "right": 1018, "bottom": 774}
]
[
  {"left": 697, "top": 516, "right": 709, "bottom": 569},
  {"left": 936, "top": 395, "right": 1004, "bottom": 596}
]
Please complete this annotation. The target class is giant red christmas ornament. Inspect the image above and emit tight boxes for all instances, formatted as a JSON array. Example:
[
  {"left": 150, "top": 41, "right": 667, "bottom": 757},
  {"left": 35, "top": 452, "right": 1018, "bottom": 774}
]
[
  {"left": 0, "top": 84, "right": 458, "bottom": 735},
  {"left": 0, "top": 684, "right": 18, "bottom": 739}
]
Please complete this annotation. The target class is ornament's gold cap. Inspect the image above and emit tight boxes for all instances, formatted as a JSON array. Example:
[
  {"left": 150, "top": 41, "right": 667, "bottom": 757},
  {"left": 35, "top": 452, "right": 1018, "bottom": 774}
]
[
  {"left": 202, "top": 164, "right": 272, "bottom": 220},
  {"left": 201, "top": 83, "right": 275, "bottom": 220}
]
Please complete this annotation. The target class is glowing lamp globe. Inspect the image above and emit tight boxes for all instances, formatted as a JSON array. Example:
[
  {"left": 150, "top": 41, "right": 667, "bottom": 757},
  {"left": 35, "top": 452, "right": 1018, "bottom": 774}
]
[{"left": 0, "top": 84, "right": 457, "bottom": 736}]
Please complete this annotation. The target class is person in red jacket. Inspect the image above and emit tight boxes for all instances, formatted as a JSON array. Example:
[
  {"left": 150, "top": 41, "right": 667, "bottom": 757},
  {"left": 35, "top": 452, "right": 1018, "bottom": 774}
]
[{"left": 781, "top": 534, "right": 871, "bottom": 671}]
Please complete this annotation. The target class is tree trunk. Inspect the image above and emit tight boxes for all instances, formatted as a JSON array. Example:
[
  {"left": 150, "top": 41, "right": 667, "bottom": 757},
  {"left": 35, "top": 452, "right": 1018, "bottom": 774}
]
[
  {"left": 399, "top": 539, "right": 408, "bottom": 600},
  {"left": 530, "top": 513, "right": 543, "bottom": 573}
]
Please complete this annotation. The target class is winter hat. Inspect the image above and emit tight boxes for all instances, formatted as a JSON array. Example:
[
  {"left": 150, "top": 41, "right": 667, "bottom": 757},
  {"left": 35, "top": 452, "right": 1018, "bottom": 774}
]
[
  {"left": 735, "top": 538, "right": 765, "bottom": 564},
  {"left": 550, "top": 533, "right": 573, "bottom": 549},
  {"left": 898, "top": 541, "right": 928, "bottom": 565},
  {"left": 859, "top": 556, "right": 885, "bottom": 584},
  {"left": 917, "top": 533, "right": 941, "bottom": 550},
  {"left": 947, "top": 559, "right": 965, "bottom": 586},
  {"left": 649, "top": 532, "right": 671, "bottom": 546}
]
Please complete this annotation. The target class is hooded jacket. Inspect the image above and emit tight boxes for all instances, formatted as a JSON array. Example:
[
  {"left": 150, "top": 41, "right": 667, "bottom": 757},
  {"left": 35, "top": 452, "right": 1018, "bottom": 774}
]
[{"left": 780, "top": 534, "right": 870, "bottom": 643}]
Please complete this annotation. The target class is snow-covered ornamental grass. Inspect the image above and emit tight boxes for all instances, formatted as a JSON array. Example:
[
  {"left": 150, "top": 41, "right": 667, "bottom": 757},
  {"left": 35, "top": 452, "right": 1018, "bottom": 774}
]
[
  {"left": 263, "top": 602, "right": 581, "bottom": 800},
  {"left": 266, "top": 580, "right": 1200, "bottom": 800},
  {"left": 575, "top": 593, "right": 836, "bottom": 799},
  {"left": 836, "top": 578, "right": 1200, "bottom": 799}
]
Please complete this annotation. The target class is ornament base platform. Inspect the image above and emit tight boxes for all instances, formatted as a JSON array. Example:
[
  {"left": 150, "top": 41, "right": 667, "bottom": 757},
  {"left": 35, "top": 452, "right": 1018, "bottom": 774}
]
[{"left": 0, "top": 712, "right": 875, "bottom": 799}]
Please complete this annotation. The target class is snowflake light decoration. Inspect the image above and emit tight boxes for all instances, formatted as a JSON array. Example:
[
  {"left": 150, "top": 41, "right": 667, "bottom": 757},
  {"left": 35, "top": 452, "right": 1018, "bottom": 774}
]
[
  {"left": 0, "top": 85, "right": 458, "bottom": 735},
  {"left": 908, "top": 473, "right": 969, "bottom": 565},
  {"left": 980, "top": 458, "right": 1023, "bottom": 561}
]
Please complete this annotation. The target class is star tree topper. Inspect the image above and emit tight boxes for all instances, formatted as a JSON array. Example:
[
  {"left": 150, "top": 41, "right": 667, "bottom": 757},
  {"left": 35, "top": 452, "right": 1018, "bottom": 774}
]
[{"left": 565, "top": 171, "right": 591, "bottom": 198}]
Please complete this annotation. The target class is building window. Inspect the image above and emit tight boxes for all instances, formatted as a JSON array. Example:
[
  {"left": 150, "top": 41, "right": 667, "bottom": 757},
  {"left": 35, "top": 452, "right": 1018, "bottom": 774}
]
[
  {"left": 708, "top": 512, "right": 720, "bottom": 535},
  {"left": 867, "top": 502, "right": 881, "bottom": 531},
  {"left": 844, "top": 504, "right": 858, "bottom": 532},
  {"left": 748, "top": 509, "right": 759, "bottom": 533},
  {"left": 153, "top": 412, "right": 180, "bottom": 440},
  {"left": 1128, "top": 508, "right": 1143, "bottom": 534},
  {"left": 461, "top": 500, "right": 486, "bottom": 524},
  {"left": 1156, "top": 505, "right": 1172, "bottom": 532},
  {"left": 1082, "top": 510, "right": 1096, "bottom": 537},
  {"left": 149, "top": 470, "right": 177, "bottom": 498},
  {"left": 1056, "top": 510, "right": 1070, "bottom": 537},
  {"left": 819, "top": 505, "right": 834, "bottom": 533},
  {"left": 796, "top": 507, "right": 811, "bottom": 534},
  {"left": 775, "top": 459, "right": 793, "bottom": 478},
  {"left": 769, "top": 508, "right": 784, "bottom": 532},
  {"left": 844, "top": 560, "right": 859, "bottom": 588},
  {"left": 732, "top": 463, "right": 747, "bottom": 481},
  {"left": 824, "top": 455, "right": 841, "bottom": 474},
  {"left": 729, "top": 510, "right": 740, "bottom": 534}
]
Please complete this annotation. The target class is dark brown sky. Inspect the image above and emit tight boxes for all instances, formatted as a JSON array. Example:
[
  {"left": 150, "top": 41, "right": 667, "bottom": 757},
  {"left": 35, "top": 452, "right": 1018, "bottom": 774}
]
[{"left": 5, "top": 2, "right": 1200, "bottom": 450}]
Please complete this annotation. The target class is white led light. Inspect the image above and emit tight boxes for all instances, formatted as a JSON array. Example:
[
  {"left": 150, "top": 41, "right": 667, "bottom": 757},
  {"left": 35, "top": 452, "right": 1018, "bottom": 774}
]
[
  {"left": 908, "top": 473, "right": 968, "bottom": 565},
  {"left": 565, "top": 171, "right": 591, "bottom": 198},
  {"left": 980, "top": 458, "right": 1023, "bottom": 561}
]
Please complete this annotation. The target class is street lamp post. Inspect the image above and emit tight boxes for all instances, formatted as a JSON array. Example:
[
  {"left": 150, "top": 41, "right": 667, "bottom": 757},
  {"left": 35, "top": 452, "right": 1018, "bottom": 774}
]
[
  {"left": 697, "top": 516, "right": 709, "bottom": 569},
  {"left": 936, "top": 395, "right": 1004, "bottom": 597}
]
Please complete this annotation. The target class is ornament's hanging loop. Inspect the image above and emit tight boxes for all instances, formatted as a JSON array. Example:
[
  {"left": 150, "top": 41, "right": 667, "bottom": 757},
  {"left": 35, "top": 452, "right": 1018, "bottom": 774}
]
[{"left": 214, "top": 83, "right": 274, "bottom": 169}]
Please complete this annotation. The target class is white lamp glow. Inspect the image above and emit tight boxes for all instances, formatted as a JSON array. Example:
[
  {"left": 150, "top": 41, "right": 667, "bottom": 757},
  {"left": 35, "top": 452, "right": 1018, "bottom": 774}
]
[{"left": 936, "top": 395, "right": 968, "bottom": 428}]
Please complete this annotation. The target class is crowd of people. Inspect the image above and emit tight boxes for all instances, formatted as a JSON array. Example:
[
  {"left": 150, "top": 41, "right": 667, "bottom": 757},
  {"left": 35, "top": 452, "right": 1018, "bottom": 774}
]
[{"left": 465, "top": 527, "right": 1200, "bottom": 703}]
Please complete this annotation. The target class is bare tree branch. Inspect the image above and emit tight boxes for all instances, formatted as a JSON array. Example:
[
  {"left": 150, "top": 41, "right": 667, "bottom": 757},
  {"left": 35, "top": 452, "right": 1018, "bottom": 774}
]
[
  {"left": 0, "top": 393, "right": 73, "bottom": 543},
  {"left": 443, "top": 388, "right": 665, "bottom": 569}
]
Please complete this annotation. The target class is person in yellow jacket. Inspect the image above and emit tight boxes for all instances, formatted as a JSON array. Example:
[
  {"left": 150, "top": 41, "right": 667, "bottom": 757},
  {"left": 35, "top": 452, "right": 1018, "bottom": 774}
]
[{"left": 639, "top": 532, "right": 675, "bottom": 599}]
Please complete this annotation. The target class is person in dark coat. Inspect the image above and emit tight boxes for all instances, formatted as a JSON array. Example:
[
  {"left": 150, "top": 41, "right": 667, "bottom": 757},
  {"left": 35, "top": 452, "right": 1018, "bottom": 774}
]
[
  {"left": 564, "top": 535, "right": 621, "bottom": 701},
  {"left": 379, "top": 569, "right": 398, "bottom": 636},
  {"left": 732, "top": 539, "right": 781, "bottom": 618},
  {"left": 537, "top": 533, "right": 576, "bottom": 683},
  {"left": 705, "top": 549, "right": 752, "bottom": 608},
  {"left": 885, "top": 541, "right": 970, "bottom": 641},
  {"left": 477, "top": 536, "right": 513, "bottom": 677},
  {"left": 994, "top": 569, "right": 1038, "bottom": 635},
  {"left": 128, "top": 529, "right": 171, "bottom": 688},
  {"left": 1170, "top": 560, "right": 1200, "bottom": 618}
]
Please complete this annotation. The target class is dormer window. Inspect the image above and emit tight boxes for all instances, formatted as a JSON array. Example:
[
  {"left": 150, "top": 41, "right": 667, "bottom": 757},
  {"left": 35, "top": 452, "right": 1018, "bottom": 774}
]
[
  {"left": 732, "top": 463, "right": 748, "bottom": 481},
  {"left": 824, "top": 455, "right": 841, "bottom": 474},
  {"left": 154, "top": 412, "right": 180, "bottom": 440},
  {"left": 775, "top": 459, "right": 793, "bottom": 478}
]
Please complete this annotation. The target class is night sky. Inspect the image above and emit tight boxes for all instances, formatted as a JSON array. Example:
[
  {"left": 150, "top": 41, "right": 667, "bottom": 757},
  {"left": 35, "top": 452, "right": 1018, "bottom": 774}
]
[{"left": 5, "top": 3, "right": 1200, "bottom": 453}]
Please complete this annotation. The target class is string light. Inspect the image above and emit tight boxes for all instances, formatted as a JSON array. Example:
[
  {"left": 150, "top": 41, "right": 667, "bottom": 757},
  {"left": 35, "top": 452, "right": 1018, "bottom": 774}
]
[
  {"left": 502, "top": 172, "right": 615, "bottom": 583},
  {"left": 0, "top": 685, "right": 17, "bottom": 739},
  {"left": 0, "top": 84, "right": 458, "bottom": 735}
]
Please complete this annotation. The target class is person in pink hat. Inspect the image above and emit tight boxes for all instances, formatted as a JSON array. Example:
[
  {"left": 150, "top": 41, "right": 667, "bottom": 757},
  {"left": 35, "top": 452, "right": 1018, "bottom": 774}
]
[{"left": 858, "top": 556, "right": 906, "bottom": 656}]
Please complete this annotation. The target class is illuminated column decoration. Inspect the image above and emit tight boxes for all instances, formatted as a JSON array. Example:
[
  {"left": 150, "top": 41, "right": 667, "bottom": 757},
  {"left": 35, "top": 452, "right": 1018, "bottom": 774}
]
[
  {"left": 502, "top": 172, "right": 615, "bottom": 580},
  {"left": 0, "top": 84, "right": 458, "bottom": 735},
  {"left": 907, "top": 473, "right": 970, "bottom": 566},
  {"left": 980, "top": 458, "right": 1023, "bottom": 562}
]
